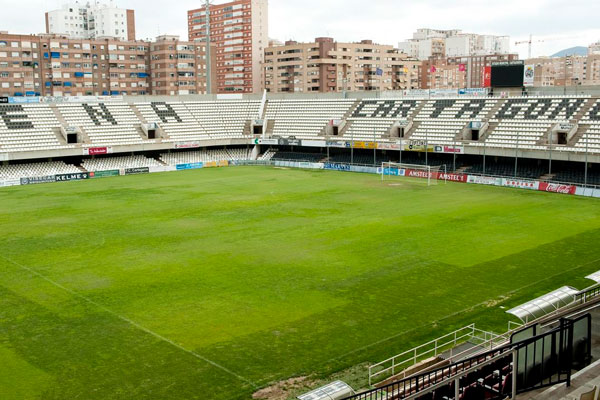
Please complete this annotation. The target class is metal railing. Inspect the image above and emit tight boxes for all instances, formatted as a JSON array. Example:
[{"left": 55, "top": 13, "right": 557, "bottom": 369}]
[
  {"left": 367, "top": 325, "right": 507, "bottom": 386},
  {"left": 343, "top": 314, "right": 591, "bottom": 400},
  {"left": 575, "top": 283, "right": 600, "bottom": 304}
]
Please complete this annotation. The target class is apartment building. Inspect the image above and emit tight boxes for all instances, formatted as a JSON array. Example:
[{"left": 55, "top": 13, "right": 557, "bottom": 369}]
[
  {"left": 419, "top": 58, "right": 467, "bottom": 90},
  {"left": 45, "top": 1, "right": 136, "bottom": 41},
  {"left": 527, "top": 54, "right": 600, "bottom": 87},
  {"left": 264, "top": 37, "right": 420, "bottom": 93},
  {"left": 149, "top": 35, "right": 217, "bottom": 95},
  {"left": 399, "top": 28, "right": 509, "bottom": 61},
  {"left": 446, "top": 53, "right": 520, "bottom": 88},
  {"left": 188, "top": 0, "right": 268, "bottom": 94},
  {"left": 0, "top": 32, "right": 215, "bottom": 97}
]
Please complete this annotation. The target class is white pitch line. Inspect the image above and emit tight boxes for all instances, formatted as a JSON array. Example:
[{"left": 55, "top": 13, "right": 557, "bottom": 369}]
[{"left": 1, "top": 254, "right": 258, "bottom": 389}]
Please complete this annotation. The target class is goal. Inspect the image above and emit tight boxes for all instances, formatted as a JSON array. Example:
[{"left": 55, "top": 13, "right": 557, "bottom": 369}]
[{"left": 380, "top": 162, "right": 446, "bottom": 186}]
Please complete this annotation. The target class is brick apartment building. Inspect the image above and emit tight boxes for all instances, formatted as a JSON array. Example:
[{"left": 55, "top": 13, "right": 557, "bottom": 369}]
[
  {"left": 263, "top": 37, "right": 420, "bottom": 93},
  {"left": 0, "top": 32, "right": 216, "bottom": 97},
  {"left": 188, "top": 0, "right": 268, "bottom": 94},
  {"left": 420, "top": 53, "right": 520, "bottom": 89},
  {"left": 149, "top": 35, "right": 217, "bottom": 96},
  {"left": 526, "top": 54, "right": 600, "bottom": 87}
]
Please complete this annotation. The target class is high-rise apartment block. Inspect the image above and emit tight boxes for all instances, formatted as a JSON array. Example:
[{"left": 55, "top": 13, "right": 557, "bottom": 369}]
[
  {"left": 149, "top": 35, "right": 217, "bottom": 96},
  {"left": 188, "top": 0, "right": 268, "bottom": 94},
  {"left": 45, "top": 1, "right": 136, "bottom": 41},
  {"left": 264, "top": 37, "right": 420, "bottom": 93}
]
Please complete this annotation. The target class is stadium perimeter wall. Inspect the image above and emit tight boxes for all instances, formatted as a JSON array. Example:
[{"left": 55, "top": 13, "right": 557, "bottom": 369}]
[{"left": 2, "top": 159, "right": 599, "bottom": 199}]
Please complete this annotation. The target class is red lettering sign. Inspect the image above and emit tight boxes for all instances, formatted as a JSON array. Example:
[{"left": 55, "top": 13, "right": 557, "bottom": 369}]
[{"left": 538, "top": 182, "right": 576, "bottom": 195}]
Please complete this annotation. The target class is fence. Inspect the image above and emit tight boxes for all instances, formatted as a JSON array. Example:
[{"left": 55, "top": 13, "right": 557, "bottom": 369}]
[
  {"left": 368, "top": 325, "right": 508, "bottom": 386},
  {"left": 343, "top": 314, "right": 592, "bottom": 400}
]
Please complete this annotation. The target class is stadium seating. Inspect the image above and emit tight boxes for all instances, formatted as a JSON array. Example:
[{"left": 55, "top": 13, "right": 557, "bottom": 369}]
[
  {"left": 81, "top": 155, "right": 161, "bottom": 171},
  {"left": 483, "top": 121, "right": 550, "bottom": 150},
  {"left": 135, "top": 101, "right": 207, "bottom": 140},
  {"left": 476, "top": 97, "right": 588, "bottom": 150},
  {"left": 57, "top": 102, "right": 149, "bottom": 145},
  {"left": 0, "top": 96, "right": 599, "bottom": 189},
  {"left": 570, "top": 125, "right": 600, "bottom": 153},
  {"left": 345, "top": 99, "right": 418, "bottom": 141},
  {"left": 185, "top": 101, "right": 261, "bottom": 139},
  {"left": 272, "top": 151, "right": 326, "bottom": 162},
  {"left": 265, "top": 99, "right": 354, "bottom": 139},
  {"left": 159, "top": 148, "right": 253, "bottom": 166},
  {"left": 135, "top": 101, "right": 260, "bottom": 142},
  {"left": 226, "top": 147, "right": 253, "bottom": 161},
  {"left": 552, "top": 169, "right": 600, "bottom": 186},
  {"left": 0, "top": 104, "right": 75, "bottom": 152},
  {"left": 259, "top": 149, "right": 276, "bottom": 161},
  {"left": 0, "top": 161, "right": 80, "bottom": 179},
  {"left": 465, "top": 159, "right": 547, "bottom": 179},
  {"left": 327, "top": 153, "right": 383, "bottom": 165},
  {"left": 411, "top": 120, "right": 466, "bottom": 144},
  {"left": 412, "top": 99, "right": 497, "bottom": 144}
]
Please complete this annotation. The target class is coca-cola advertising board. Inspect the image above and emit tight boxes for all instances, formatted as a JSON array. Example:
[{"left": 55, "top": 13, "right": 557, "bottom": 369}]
[{"left": 538, "top": 182, "right": 576, "bottom": 195}]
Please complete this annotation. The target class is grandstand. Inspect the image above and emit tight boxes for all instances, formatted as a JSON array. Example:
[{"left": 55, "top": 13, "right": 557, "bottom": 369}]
[
  {"left": 160, "top": 148, "right": 253, "bottom": 166},
  {"left": 81, "top": 155, "right": 162, "bottom": 171},
  {"left": 0, "top": 160, "right": 80, "bottom": 179},
  {"left": 266, "top": 99, "right": 355, "bottom": 139},
  {"left": 0, "top": 103, "right": 75, "bottom": 152},
  {"left": 0, "top": 93, "right": 599, "bottom": 191},
  {"left": 57, "top": 102, "right": 150, "bottom": 145}
]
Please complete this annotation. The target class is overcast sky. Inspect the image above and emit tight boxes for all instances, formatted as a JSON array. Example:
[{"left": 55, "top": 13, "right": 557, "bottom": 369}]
[{"left": 3, "top": 0, "right": 600, "bottom": 58}]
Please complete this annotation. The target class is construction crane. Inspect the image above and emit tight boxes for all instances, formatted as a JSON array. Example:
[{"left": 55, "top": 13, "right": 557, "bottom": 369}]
[{"left": 515, "top": 35, "right": 545, "bottom": 59}]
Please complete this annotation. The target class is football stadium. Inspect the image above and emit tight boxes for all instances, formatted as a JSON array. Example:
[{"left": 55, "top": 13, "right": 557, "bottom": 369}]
[
  {"left": 2, "top": 1, "right": 600, "bottom": 399},
  {"left": 1, "top": 92, "right": 600, "bottom": 400}
]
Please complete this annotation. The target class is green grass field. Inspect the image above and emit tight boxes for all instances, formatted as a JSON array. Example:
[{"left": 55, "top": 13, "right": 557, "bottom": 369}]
[{"left": 1, "top": 166, "right": 600, "bottom": 400}]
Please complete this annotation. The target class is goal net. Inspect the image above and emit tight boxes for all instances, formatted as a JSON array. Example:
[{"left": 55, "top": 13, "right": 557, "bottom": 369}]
[{"left": 380, "top": 162, "right": 445, "bottom": 186}]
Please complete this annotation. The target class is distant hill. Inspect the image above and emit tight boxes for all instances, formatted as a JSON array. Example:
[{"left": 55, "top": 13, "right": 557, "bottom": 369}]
[{"left": 551, "top": 47, "right": 588, "bottom": 57}]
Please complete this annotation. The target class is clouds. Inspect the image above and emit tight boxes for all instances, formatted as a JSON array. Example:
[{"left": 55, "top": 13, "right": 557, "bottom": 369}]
[{"left": 3, "top": 0, "right": 599, "bottom": 58}]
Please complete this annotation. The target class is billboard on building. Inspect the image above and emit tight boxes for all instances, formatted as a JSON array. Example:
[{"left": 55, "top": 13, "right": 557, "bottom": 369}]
[
  {"left": 523, "top": 65, "right": 535, "bottom": 87},
  {"left": 482, "top": 66, "right": 492, "bottom": 88}
]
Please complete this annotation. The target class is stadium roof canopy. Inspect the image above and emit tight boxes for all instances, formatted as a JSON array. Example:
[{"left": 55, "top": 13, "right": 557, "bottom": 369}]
[
  {"left": 585, "top": 270, "right": 600, "bottom": 284},
  {"left": 297, "top": 381, "right": 354, "bottom": 400},
  {"left": 506, "top": 286, "right": 579, "bottom": 323}
]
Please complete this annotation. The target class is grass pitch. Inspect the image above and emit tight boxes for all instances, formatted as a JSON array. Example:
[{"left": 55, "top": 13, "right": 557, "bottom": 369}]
[{"left": 1, "top": 166, "right": 599, "bottom": 400}]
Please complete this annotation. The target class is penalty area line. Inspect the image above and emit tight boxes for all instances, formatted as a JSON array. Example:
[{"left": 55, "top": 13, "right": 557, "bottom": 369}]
[{"left": 1, "top": 255, "right": 258, "bottom": 389}]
